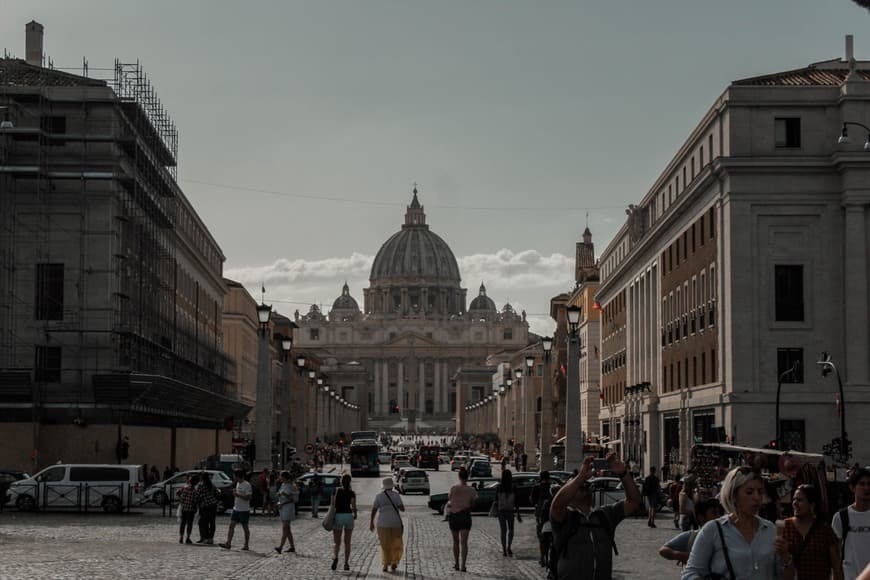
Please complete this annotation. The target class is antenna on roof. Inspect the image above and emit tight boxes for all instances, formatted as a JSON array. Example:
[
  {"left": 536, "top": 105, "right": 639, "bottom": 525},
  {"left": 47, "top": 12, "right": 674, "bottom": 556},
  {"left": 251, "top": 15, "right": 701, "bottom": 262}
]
[{"left": 82, "top": 57, "right": 88, "bottom": 77}]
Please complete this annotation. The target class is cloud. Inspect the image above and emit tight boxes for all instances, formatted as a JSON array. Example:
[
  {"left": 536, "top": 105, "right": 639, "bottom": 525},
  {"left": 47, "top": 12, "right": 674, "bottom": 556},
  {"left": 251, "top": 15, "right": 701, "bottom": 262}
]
[{"left": 224, "top": 248, "right": 575, "bottom": 323}]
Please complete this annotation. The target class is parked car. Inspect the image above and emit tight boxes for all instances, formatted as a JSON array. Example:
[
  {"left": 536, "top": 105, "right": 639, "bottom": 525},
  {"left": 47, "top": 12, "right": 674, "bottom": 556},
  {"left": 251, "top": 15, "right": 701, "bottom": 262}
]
[
  {"left": 378, "top": 449, "right": 392, "bottom": 465},
  {"left": 8, "top": 464, "right": 144, "bottom": 512},
  {"left": 0, "top": 470, "right": 29, "bottom": 506},
  {"left": 397, "top": 469, "right": 430, "bottom": 495},
  {"left": 294, "top": 472, "right": 341, "bottom": 512},
  {"left": 142, "top": 469, "right": 233, "bottom": 512},
  {"left": 438, "top": 453, "right": 451, "bottom": 465}
]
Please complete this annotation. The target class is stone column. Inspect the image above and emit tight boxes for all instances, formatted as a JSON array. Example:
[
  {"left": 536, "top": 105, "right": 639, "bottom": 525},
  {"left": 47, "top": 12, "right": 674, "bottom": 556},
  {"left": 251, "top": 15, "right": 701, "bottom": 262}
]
[
  {"left": 418, "top": 360, "right": 426, "bottom": 418},
  {"left": 373, "top": 361, "right": 382, "bottom": 418},
  {"left": 397, "top": 360, "right": 405, "bottom": 417},
  {"left": 844, "top": 202, "right": 869, "bottom": 385},
  {"left": 383, "top": 360, "right": 390, "bottom": 415},
  {"left": 434, "top": 360, "right": 441, "bottom": 416}
]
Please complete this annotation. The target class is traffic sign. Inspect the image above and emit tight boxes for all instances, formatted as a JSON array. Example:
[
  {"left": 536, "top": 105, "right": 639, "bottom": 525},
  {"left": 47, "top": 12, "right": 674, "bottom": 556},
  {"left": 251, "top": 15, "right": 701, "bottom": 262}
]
[{"left": 304, "top": 443, "right": 315, "bottom": 455}]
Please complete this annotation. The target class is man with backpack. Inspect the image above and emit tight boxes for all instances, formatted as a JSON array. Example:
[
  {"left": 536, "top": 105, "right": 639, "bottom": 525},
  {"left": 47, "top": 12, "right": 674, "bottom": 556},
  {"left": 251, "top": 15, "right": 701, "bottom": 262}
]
[
  {"left": 549, "top": 453, "right": 642, "bottom": 580},
  {"left": 833, "top": 467, "right": 870, "bottom": 580}
]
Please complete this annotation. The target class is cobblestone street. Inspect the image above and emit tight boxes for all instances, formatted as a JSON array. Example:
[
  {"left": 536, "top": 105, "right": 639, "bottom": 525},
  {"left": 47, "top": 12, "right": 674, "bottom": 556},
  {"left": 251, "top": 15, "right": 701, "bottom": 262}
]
[{"left": 0, "top": 488, "right": 683, "bottom": 579}]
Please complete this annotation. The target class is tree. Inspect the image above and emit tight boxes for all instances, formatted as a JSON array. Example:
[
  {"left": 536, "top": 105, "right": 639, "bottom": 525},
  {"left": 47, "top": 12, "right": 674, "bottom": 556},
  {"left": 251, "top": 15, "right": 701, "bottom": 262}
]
[{"left": 852, "top": 0, "right": 870, "bottom": 9}]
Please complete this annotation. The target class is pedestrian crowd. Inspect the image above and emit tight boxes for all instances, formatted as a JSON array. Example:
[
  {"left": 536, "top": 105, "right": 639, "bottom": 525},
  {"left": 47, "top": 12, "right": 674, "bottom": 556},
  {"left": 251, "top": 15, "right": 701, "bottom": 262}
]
[{"left": 155, "top": 454, "right": 870, "bottom": 580}]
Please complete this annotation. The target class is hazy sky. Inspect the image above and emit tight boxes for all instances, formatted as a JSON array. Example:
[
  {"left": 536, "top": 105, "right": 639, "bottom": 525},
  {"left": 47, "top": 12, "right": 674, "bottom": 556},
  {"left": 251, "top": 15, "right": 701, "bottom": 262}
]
[{"left": 3, "top": 1, "right": 866, "bottom": 335}]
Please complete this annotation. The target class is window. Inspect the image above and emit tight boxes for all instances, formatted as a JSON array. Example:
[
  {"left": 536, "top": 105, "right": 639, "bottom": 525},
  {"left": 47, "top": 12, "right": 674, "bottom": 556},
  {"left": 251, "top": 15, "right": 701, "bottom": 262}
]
[
  {"left": 691, "top": 156, "right": 696, "bottom": 180},
  {"left": 503, "top": 328, "right": 513, "bottom": 340},
  {"left": 776, "top": 348, "right": 804, "bottom": 383},
  {"left": 41, "top": 115, "right": 66, "bottom": 134},
  {"left": 692, "top": 356, "right": 697, "bottom": 386},
  {"left": 774, "top": 265, "right": 804, "bottom": 321},
  {"left": 682, "top": 167, "right": 687, "bottom": 190},
  {"left": 780, "top": 419, "right": 806, "bottom": 452},
  {"left": 38, "top": 466, "right": 66, "bottom": 482},
  {"left": 676, "top": 176, "right": 680, "bottom": 194},
  {"left": 701, "top": 352, "right": 706, "bottom": 383},
  {"left": 691, "top": 224, "right": 696, "bottom": 252},
  {"left": 775, "top": 117, "right": 801, "bottom": 148},
  {"left": 35, "top": 346, "right": 61, "bottom": 382},
  {"left": 708, "top": 134, "right": 714, "bottom": 161},
  {"left": 309, "top": 328, "right": 320, "bottom": 340},
  {"left": 700, "top": 145, "right": 705, "bottom": 167},
  {"left": 683, "top": 232, "right": 688, "bottom": 259},
  {"left": 35, "top": 263, "right": 64, "bottom": 320},
  {"left": 700, "top": 217, "right": 705, "bottom": 244}
]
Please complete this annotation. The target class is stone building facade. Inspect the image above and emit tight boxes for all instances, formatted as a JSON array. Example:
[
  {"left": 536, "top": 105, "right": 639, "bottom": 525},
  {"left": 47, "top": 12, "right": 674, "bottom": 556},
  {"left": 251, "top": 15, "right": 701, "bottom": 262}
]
[{"left": 595, "top": 48, "right": 870, "bottom": 473}]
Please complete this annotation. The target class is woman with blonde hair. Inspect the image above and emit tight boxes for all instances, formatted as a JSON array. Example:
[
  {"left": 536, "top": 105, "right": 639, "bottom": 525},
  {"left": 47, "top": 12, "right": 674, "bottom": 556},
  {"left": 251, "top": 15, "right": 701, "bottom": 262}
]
[
  {"left": 370, "top": 476, "right": 405, "bottom": 573},
  {"left": 682, "top": 466, "right": 782, "bottom": 579}
]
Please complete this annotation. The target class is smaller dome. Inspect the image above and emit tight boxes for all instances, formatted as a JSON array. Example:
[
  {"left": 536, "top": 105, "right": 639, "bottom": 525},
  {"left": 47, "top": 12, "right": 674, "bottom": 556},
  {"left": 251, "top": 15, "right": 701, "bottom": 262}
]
[
  {"left": 469, "top": 282, "right": 497, "bottom": 312},
  {"left": 332, "top": 282, "right": 360, "bottom": 311}
]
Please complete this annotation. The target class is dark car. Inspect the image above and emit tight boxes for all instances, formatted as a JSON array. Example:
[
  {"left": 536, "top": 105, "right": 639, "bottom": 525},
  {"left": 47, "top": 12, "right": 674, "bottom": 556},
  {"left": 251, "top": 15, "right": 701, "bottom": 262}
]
[
  {"left": 294, "top": 473, "right": 341, "bottom": 512},
  {"left": 0, "top": 470, "right": 29, "bottom": 506},
  {"left": 427, "top": 477, "right": 499, "bottom": 514},
  {"left": 415, "top": 446, "right": 440, "bottom": 470},
  {"left": 468, "top": 458, "right": 492, "bottom": 478}
]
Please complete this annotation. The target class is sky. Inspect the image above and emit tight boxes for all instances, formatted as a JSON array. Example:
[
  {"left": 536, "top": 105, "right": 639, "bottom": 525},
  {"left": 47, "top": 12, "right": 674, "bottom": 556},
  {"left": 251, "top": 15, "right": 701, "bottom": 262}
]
[{"left": 2, "top": 0, "right": 867, "bottom": 336}]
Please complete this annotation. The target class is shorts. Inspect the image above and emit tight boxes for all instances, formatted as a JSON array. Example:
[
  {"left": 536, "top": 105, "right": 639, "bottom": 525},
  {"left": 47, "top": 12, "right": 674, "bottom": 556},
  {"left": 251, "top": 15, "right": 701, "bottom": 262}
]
[
  {"left": 334, "top": 513, "right": 355, "bottom": 530},
  {"left": 448, "top": 511, "right": 472, "bottom": 531},
  {"left": 279, "top": 503, "right": 296, "bottom": 522},
  {"left": 230, "top": 509, "right": 250, "bottom": 525}
]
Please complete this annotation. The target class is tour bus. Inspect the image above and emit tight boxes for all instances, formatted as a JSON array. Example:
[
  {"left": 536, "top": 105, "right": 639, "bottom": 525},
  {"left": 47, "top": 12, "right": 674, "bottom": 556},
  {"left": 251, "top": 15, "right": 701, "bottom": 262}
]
[{"left": 349, "top": 439, "right": 381, "bottom": 477}]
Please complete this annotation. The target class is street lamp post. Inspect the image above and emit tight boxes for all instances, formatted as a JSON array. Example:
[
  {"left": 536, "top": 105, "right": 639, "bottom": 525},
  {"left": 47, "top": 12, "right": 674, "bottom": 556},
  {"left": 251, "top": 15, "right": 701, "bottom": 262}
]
[
  {"left": 524, "top": 355, "right": 534, "bottom": 463},
  {"left": 564, "top": 305, "right": 583, "bottom": 471},
  {"left": 817, "top": 352, "right": 852, "bottom": 463},
  {"left": 540, "top": 336, "right": 554, "bottom": 470},
  {"left": 513, "top": 368, "right": 522, "bottom": 456},
  {"left": 254, "top": 301, "right": 273, "bottom": 470},
  {"left": 278, "top": 336, "right": 293, "bottom": 468},
  {"left": 315, "top": 377, "right": 323, "bottom": 444},
  {"left": 837, "top": 121, "right": 870, "bottom": 150}
]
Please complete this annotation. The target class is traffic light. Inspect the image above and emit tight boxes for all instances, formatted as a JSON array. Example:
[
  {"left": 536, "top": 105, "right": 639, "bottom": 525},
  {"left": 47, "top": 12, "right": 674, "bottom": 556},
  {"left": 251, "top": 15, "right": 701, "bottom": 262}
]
[{"left": 768, "top": 440, "right": 777, "bottom": 449}]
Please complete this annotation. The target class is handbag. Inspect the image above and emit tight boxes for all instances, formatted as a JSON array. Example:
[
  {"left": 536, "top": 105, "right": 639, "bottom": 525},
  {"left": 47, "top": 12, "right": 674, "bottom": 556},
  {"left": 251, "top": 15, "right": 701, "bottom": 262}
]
[{"left": 322, "top": 492, "right": 336, "bottom": 531}]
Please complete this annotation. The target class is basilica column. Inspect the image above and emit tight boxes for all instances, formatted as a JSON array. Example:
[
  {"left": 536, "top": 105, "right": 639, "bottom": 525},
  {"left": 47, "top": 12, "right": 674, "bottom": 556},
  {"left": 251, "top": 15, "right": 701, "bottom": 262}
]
[
  {"left": 432, "top": 360, "right": 441, "bottom": 415},
  {"left": 374, "top": 362, "right": 382, "bottom": 418},
  {"left": 397, "top": 360, "right": 405, "bottom": 417},
  {"left": 418, "top": 360, "right": 426, "bottom": 418}
]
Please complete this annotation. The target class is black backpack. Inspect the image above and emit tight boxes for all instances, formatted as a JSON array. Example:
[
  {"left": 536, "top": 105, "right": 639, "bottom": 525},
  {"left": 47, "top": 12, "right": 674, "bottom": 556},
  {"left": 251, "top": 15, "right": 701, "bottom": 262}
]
[{"left": 837, "top": 507, "right": 850, "bottom": 562}]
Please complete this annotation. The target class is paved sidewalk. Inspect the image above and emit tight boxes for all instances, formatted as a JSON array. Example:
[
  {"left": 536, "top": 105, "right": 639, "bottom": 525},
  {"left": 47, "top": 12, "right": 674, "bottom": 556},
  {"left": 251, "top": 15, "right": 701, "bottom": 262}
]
[{"left": 0, "top": 508, "right": 682, "bottom": 579}]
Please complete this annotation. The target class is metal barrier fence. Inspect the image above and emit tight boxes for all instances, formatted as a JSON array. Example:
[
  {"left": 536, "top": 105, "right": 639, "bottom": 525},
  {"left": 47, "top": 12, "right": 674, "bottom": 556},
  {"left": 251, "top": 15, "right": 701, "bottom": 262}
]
[{"left": 8, "top": 482, "right": 135, "bottom": 513}]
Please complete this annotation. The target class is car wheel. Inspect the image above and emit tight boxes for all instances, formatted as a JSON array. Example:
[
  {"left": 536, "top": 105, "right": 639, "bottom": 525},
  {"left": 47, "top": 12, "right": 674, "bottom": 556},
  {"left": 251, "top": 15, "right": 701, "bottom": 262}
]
[
  {"left": 102, "top": 496, "right": 122, "bottom": 513},
  {"left": 16, "top": 495, "right": 36, "bottom": 511},
  {"left": 152, "top": 491, "right": 167, "bottom": 506}
]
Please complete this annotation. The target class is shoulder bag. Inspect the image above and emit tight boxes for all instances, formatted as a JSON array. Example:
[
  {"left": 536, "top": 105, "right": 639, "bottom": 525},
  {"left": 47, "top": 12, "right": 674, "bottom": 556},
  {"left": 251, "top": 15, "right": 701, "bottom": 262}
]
[
  {"left": 322, "top": 490, "right": 337, "bottom": 531},
  {"left": 702, "top": 521, "right": 736, "bottom": 580},
  {"left": 383, "top": 490, "right": 404, "bottom": 531}
]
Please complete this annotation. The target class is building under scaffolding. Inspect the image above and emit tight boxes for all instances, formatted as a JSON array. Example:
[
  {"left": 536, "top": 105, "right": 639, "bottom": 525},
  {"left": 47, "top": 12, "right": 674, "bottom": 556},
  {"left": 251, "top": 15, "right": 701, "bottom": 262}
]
[{"left": 0, "top": 22, "right": 249, "bottom": 472}]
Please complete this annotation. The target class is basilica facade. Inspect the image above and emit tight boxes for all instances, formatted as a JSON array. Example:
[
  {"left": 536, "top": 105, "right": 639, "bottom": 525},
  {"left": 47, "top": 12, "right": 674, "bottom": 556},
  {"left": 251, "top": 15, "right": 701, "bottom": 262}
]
[{"left": 293, "top": 189, "right": 530, "bottom": 431}]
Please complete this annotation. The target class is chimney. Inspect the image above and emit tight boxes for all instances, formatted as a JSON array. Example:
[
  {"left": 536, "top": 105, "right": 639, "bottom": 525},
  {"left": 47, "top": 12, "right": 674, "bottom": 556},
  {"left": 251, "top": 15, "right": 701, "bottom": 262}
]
[
  {"left": 25, "top": 20, "right": 44, "bottom": 67},
  {"left": 846, "top": 34, "right": 854, "bottom": 63}
]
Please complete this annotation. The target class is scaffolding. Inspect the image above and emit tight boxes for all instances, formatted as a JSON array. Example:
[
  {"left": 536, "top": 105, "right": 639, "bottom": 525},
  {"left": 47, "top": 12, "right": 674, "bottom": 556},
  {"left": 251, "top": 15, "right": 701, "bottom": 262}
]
[{"left": 0, "top": 55, "right": 231, "bottom": 432}]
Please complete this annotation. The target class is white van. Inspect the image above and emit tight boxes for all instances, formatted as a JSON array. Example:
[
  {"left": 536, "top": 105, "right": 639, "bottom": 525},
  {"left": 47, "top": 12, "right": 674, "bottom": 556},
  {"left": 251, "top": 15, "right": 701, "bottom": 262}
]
[{"left": 7, "top": 464, "right": 144, "bottom": 512}]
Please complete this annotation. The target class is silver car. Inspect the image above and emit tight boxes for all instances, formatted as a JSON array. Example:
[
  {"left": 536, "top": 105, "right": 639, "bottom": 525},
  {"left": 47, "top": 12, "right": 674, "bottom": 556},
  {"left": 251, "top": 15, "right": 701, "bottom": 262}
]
[
  {"left": 397, "top": 469, "right": 430, "bottom": 495},
  {"left": 141, "top": 469, "right": 232, "bottom": 507}
]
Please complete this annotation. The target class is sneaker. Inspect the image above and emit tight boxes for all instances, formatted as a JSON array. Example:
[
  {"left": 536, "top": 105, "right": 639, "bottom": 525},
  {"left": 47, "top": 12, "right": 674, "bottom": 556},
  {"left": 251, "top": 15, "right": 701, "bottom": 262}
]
[
  {"left": 185, "top": 538, "right": 192, "bottom": 545},
  {"left": 274, "top": 547, "right": 283, "bottom": 555},
  {"left": 286, "top": 546, "right": 295, "bottom": 553},
  {"left": 241, "top": 546, "right": 249, "bottom": 551},
  {"left": 344, "top": 562, "right": 350, "bottom": 571},
  {"left": 331, "top": 558, "right": 338, "bottom": 570},
  {"left": 196, "top": 538, "right": 205, "bottom": 544},
  {"left": 219, "top": 543, "right": 231, "bottom": 549}
]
